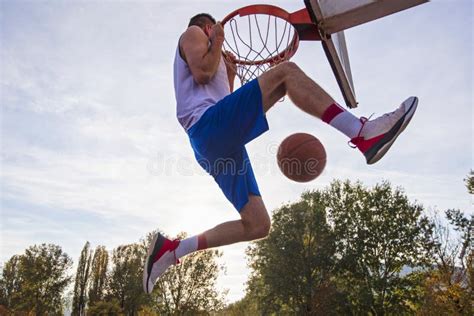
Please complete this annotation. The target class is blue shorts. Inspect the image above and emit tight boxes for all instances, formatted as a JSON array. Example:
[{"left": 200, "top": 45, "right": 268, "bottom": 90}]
[{"left": 187, "top": 79, "right": 269, "bottom": 212}]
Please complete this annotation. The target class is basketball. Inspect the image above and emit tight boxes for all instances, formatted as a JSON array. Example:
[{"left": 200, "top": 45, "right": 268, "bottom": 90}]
[{"left": 277, "top": 133, "right": 326, "bottom": 182}]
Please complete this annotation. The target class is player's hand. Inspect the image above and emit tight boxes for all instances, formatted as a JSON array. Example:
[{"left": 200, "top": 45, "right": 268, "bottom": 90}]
[
  {"left": 223, "top": 51, "right": 237, "bottom": 76},
  {"left": 223, "top": 50, "right": 237, "bottom": 64},
  {"left": 223, "top": 50, "right": 237, "bottom": 82},
  {"left": 210, "top": 22, "right": 224, "bottom": 45}
]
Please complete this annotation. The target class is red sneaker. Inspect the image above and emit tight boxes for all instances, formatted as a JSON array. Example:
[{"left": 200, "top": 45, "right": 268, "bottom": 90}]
[
  {"left": 143, "top": 233, "right": 180, "bottom": 294},
  {"left": 350, "top": 96, "right": 418, "bottom": 164}
]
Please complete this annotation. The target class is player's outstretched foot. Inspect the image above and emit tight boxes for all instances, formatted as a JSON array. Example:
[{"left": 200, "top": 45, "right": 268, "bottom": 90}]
[
  {"left": 143, "top": 233, "right": 180, "bottom": 294},
  {"left": 350, "top": 96, "right": 418, "bottom": 164}
]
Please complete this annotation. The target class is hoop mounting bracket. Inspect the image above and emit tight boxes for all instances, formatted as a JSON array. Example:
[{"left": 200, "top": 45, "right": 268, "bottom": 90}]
[{"left": 289, "top": 8, "right": 322, "bottom": 41}]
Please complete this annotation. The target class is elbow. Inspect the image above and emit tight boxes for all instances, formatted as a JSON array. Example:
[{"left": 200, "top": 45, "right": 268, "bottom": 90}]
[
  {"left": 194, "top": 72, "right": 212, "bottom": 85},
  {"left": 195, "top": 75, "right": 211, "bottom": 85}
]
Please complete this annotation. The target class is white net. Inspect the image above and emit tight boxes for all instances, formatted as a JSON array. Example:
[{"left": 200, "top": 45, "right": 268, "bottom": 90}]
[{"left": 223, "top": 13, "right": 299, "bottom": 86}]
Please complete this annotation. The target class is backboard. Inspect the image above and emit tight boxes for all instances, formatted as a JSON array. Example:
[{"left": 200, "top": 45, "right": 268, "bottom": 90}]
[{"left": 304, "top": 0, "right": 429, "bottom": 108}]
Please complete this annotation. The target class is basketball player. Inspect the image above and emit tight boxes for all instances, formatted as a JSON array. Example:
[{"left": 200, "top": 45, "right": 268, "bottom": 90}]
[{"left": 143, "top": 13, "right": 418, "bottom": 293}]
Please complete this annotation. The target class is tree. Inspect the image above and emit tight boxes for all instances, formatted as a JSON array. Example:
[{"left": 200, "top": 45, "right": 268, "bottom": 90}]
[
  {"left": 0, "top": 255, "right": 22, "bottom": 309},
  {"left": 107, "top": 243, "right": 150, "bottom": 314},
  {"left": 148, "top": 232, "right": 226, "bottom": 315},
  {"left": 216, "top": 294, "right": 260, "bottom": 316},
  {"left": 245, "top": 190, "right": 347, "bottom": 315},
  {"left": 72, "top": 241, "right": 92, "bottom": 316},
  {"left": 325, "top": 180, "right": 435, "bottom": 315},
  {"left": 465, "top": 170, "right": 473, "bottom": 194},
  {"left": 0, "top": 244, "right": 73, "bottom": 314},
  {"left": 418, "top": 216, "right": 472, "bottom": 315},
  {"left": 245, "top": 180, "right": 435, "bottom": 315},
  {"left": 88, "top": 245, "right": 109, "bottom": 305},
  {"left": 87, "top": 299, "right": 123, "bottom": 315},
  {"left": 418, "top": 171, "right": 473, "bottom": 315}
]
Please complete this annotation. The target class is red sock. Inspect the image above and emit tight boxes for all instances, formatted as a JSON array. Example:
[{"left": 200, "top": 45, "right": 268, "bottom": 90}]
[
  {"left": 197, "top": 234, "right": 208, "bottom": 250},
  {"left": 321, "top": 103, "right": 362, "bottom": 139},
  {"left": 321, "top": 103, "right": 344, "bottom": 123}
]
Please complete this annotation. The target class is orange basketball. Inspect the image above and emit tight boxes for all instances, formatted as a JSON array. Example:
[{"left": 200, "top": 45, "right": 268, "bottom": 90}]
[{"left": 277, "top": 133, "right": 326, "bottom": 182}]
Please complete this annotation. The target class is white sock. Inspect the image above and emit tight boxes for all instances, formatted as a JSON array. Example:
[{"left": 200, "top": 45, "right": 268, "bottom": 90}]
[
  {"left": 322, "top": 103, "right": 362, "bottom": 139},
  {"left": 175, "top": 236, "right": 198, "bottom": 259}
]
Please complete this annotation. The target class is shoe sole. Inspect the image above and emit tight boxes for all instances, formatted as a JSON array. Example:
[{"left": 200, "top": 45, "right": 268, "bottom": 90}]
[
  {"left": 365, "top": 97, "right": 418, "bottom": 164},
  {"left": 143, "top": 232, "right": 164, "bottom": 294}
]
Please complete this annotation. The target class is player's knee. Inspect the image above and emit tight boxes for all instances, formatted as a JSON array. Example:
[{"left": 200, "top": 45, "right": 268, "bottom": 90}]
[
  {"left": 256, "top": 218, "right": 271, "bottom": 238},
  {"left": 283, "top": 60, "right": 299, "bottom": 69},
  {"left": 241, "top": 197, "right": 271, "bottom": 240},
  {"left": 249, "top": 214, "right": 271, "bottom": 239},
  {"left": 268, "top": 61, "right": 299, "bottom": 79},
  {"left": 279, "top": 61, "right": 301, "bottom": 76}
]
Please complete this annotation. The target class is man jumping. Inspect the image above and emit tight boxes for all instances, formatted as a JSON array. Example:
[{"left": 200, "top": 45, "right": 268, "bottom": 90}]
[{"left": 143, "top": 13, "right": 417, "bottom": 293}]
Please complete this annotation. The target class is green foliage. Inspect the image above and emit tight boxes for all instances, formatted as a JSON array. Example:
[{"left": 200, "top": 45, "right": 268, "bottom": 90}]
[
  {"left": 216, "top": 295, "right": 259, "bottom": 316},
  {"left": 325, "top": 180, "right": 435, "bottom": 314},
  {"left": 0, "top": 244, "right": 72, "bottom": 315},
  {"left": 88, "top": 245, "right": 109, "bottom": 305},
  {"left": 465, "top": 170, "right": 474, "bottom": 194},
  {"left": 148, "top": 232, "right": 226, "bottom": 315},
  {"left": 0, "top": 255, "right": 21, "bottom": 309},
  {"left": 87, "top": 299, "right": 123, "bottom": 315},
  {"left": 137, "top": 305, "right": 160, "bottom": 316},
  {"left": 107, "top": 243, "right": 151, "bottom": 314},
  {"left": 72, "top": 241, "right": 93, "bottom": 316},
  {"left": 418, "top": 205, "right": 473, "bottom": 315},
  {"left": 246, "top": 190, "right": 347, "bottom": 314},
  {"left": 245, "top": 180, "right": 436, "bottom": 315},
  {"left": 445, "top": 209, "right": 473, "bottom": 268}
]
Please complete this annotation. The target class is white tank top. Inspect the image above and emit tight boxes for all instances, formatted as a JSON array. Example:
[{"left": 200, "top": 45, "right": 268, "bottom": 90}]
[{"left": 173, "top": 42, "right": 230, "bottom": 131}]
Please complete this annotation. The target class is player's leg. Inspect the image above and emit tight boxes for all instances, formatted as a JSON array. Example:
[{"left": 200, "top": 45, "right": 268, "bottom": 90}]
[
  {"left": 258, "top": 61, "right": 334, "bottom": 117},
  {"left": 185, "top": 150, "right": 271, "bottom": 249},
  {"left": 143, "top": 195, "right": 269, "bottom": 294},
  {"left": 144, "top": 147, "right": 269, "bottom": 294},
  {"left": 200, "top": 195, "right": 270, "bottom": 248},
  {"left": 258, "top": 61, "right": 418, "bottom": 164}
]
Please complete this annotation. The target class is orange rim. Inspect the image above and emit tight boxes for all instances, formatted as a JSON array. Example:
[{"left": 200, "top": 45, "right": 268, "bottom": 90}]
[{"left": 221, "top": 4, "right": 300, "bottom": 66}]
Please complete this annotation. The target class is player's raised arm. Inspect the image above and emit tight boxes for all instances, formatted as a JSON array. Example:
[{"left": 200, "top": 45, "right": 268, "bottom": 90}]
[
  {"left": 180, "top": 23, "right": 224, "bottom": 85},
  {"left": 223, "top": 51, "right": 237, "bottom": 92}
]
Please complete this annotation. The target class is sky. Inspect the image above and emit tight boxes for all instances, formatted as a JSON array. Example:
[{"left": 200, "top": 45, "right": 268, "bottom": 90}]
[{"left": 1, "top": 0, "right": 472, "bottom": 304}]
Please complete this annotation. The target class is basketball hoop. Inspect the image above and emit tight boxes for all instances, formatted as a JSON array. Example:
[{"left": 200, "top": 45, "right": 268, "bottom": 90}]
[{"left": 221, "top": 5, "right": 301, "bottom": 85}]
